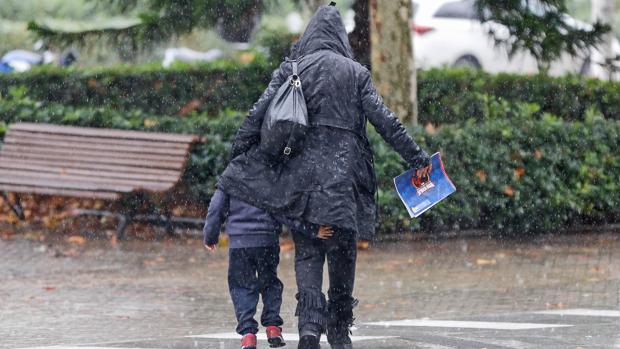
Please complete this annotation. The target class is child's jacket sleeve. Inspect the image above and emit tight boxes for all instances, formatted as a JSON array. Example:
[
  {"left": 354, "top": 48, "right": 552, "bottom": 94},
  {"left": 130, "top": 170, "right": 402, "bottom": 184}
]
[
  {"left": 273, "top": 215, "right": 319, "bottom": 239},
  {"left": 203, "top": 189, "right": 230, "bottom": 246}
]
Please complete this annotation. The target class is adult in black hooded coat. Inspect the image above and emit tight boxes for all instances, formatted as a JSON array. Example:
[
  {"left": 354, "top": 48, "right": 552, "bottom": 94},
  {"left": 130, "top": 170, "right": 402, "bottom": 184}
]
[
  {"left": 219, "top": 4, "right": 431, "bottom": 348},
  {"left": 220, "top": 7, "right": 429, "bottom": 241}
]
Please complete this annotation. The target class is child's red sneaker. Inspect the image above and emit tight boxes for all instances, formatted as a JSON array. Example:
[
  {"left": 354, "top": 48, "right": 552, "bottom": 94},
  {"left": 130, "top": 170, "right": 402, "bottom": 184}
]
[
  {"left": 266, "top": 326, "right": 286, "bottom": 348},
  {"left": 240, "top": 333, "right": 257, "bottom": 349}
]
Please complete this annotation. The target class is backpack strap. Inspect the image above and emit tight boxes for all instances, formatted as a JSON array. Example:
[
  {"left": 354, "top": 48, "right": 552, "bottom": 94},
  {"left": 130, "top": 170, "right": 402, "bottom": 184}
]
[
  {"left": 292, "top": 60, "right": 298, "bottom": 76},
  {"left": 286, "top": 57, "right": 299, "bottom": 76}
]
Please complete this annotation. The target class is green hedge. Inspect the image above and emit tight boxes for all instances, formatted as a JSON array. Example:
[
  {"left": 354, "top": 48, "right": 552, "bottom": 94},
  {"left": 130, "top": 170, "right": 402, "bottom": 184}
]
[
  {"left": 417, "top": 69, "right": 620, "bottom": 124},
  {"left": 373, "top": 107, "right": 620, "bottom": 235},
  {"left": 2, "top": 90, "right": 619, "bottom": 235},
  {"left": 2, "top": 59, "right": 620, "bottom": 123},
  {"left": 0, "top": 58, "right": 273, "bottom": 116}
]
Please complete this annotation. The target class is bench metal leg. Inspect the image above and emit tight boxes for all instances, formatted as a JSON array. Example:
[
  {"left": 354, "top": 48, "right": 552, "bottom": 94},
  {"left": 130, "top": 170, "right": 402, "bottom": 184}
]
[
  {"left": 116, "top": 214, "right": 131, "bottom": 241},
  {"left": 1, "top": 192, "right": 25, "bottom": 220},
  {"left": 165, "top": 217, "right": 175, "bottom": 237},
  {"left": 70, "top": 209, "right": 202, "bottom": 240},
  {"left": 70, "top": 209, "right": 132, "bottom": 241},
  {"left": 153, "top": 215, "right": 174, "bottom": 241}
]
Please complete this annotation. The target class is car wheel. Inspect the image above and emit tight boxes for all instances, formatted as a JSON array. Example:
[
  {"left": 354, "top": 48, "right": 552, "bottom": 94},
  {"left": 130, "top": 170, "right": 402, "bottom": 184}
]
[{"left": 453, "top": 55, "right": 481, "bottom": 70}]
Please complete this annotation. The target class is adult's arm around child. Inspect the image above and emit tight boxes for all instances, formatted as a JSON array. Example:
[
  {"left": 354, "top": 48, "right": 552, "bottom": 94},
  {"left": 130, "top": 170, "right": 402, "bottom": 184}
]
[{"left": 273, "top": 215, "right": 320, "bottom": 239}]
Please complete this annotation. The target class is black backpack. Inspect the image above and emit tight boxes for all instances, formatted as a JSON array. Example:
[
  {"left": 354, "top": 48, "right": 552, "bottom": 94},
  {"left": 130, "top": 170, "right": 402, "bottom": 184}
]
[{"left": 258, "top": 59, "right": 308, "bottom": 163}]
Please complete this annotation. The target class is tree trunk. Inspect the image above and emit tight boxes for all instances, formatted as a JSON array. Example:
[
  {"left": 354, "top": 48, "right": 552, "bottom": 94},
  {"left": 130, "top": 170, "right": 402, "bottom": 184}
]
[
  {"left": 591, "top": 0, "right": 615, "bottom": 79},
  {"left": 217, "top": 0, "right": 262, "bottom": 42},
  {"left": 369, "top": 0, "right": 417, "bottom": 123},
  {"left": 349, "top": 0, "right": 371, "bottom": 68}
]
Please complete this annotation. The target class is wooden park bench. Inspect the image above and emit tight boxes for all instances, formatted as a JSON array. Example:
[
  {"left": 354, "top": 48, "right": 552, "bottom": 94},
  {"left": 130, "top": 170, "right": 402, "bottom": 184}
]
[{"left": 0, "top": 122, "right": 201, "bottom": 239}]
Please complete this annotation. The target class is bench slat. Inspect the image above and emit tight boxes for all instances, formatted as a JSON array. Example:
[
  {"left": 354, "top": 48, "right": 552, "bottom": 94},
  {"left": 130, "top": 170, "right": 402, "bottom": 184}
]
[
  {"left": 0, "top": 123, "right": 198, "bottom": 200},
  {"left": 0, "top": 176, "right": 137, "bottom": 193},
  {"left": 10, "top": 123, "right": 199, "bottom": 143},
  {"left": 4, "top": 136, "right": 191, "bottom": 156},
  {"left": 0, "top": 184, "right": 120, "bottom": 199},
  {"left": 1, "top": 144, "right": 189, "bottom": 163},
  {"left": 0, "top": 152, "right": 185, "bottom": 170},
  {"left": 0, "top": 158, "right": 181, "bottom": 177},
  {"left": 0, "top": 161, "right": 180, "bottom": 182},
  {"left": 7, "top": 131, "right": 192, "bottom": 150},
  {"left": 0, "top": 169, "right": 175, "bottom": 191}
]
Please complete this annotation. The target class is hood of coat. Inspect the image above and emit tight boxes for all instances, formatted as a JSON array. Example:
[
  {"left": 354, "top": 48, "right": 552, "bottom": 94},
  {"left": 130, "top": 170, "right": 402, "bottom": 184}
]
[{"left": 291, "top": 5, "right": 354, "bottom": 60}]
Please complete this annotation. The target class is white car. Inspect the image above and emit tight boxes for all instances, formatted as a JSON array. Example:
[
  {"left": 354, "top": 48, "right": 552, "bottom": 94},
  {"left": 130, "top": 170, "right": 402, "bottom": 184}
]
[{"left": 412, "top": 0, "right": 600, "bottom": 77}]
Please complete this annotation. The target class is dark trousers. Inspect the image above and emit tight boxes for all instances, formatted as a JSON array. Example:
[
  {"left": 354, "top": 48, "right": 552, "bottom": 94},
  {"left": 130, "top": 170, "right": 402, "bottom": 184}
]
[
  {"left": 228, "top": 245, "right": 284, "bottom": 335},
  {"left": 292, "top": 228, "right": 357, "bottom": 332}
]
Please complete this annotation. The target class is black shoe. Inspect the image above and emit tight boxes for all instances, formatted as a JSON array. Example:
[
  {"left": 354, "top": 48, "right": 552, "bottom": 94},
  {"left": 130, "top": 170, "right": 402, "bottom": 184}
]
[
  {"left": 327, "top": 324, "right": 352, "bottom": 349},
  {"left": 297, "top": 334, "right": 320, "bottom": 349}
]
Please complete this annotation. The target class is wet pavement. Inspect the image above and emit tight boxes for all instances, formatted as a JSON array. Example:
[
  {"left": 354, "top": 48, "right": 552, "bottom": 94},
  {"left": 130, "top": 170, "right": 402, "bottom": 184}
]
[{"left": 1, "top": 230, "right": 619, "bottom": 349}]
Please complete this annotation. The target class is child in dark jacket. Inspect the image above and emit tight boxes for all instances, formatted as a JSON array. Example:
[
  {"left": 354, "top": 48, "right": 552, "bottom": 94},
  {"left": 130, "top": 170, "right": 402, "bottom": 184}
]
[{"left": 204, "top": 188, "right": 332, "bottom": 349}]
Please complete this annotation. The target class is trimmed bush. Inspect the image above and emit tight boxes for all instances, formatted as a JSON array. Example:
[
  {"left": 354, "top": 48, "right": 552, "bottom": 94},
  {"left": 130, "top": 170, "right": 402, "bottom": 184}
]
[
  {"left": 2, "top": 59, "right": 620, "bottom": 123},
  {"left": 2, "top": 91, "right": 619, "bottom": 235},
  {"left": 417, "top": 69, "right": 620, "bottom": 124},
  {"left": 373, "top": 109, "right": 620, "bottom": 235},
  {"left": 0, "top": 57, "right": 273, "bottom": 116}
]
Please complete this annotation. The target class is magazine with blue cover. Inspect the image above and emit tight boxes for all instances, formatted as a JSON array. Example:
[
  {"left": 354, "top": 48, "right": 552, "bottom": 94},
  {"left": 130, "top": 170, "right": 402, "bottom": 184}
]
[{"left": 393, "top": 152, "right": 456, "bottom": 218}]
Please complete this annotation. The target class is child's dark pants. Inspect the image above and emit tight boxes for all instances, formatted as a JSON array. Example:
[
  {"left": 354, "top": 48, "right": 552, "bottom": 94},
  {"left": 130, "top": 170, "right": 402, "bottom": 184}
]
[{"left": 228, "top": 245, "right": 284, "bottom": 335}]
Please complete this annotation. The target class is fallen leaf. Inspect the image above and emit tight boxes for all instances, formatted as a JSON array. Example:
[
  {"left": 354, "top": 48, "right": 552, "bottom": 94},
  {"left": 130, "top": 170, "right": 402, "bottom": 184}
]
[
  {"left": 110, "top": 234, "right": 118, "bottom": 247},
  {"left": 238, "top": 52, "right": 255, "bottom": 64},
  {"left": 534, "top": 149, "right": 543, "bottom": 159},
  {"left": 55, "top": 248, "right": 79, "bottom": 257},
  {"left": 143, "top": 256, "right": 166, "bottom": 266},
  {"left": 43, "top": 286, "right": 56, "bottom": 292},
  {"left": 476, "top": 258, "right": 497, "bottom": 266},
  {"left": 590, "top": 266, "right": 603, "bottom": 273},
  {"left": 545, "top": 302, "right": 565, "bottom": 309},
  {"left": 475, "top": 170, "right": 487, "bottom": 182},
  {"left": 357, "top": 240, "right": 371, "bottom": 250},
  {"left": 67, "top": 235, "right": 86, "bottom": 245},
  {"left": 503, "top": 186, "right": 514, "bottom": 197},
  {"left": 424, "top": 123, "right": 437, "bottom": 135},
  {"left": 219, "top": 234, "right": 229, "bottom": 248},
  {"left": 5, "top": 215, "right": 19, "bottom": 224},
  {"left": 513, "top": 167, "right": 525, "bottom": 179},
  {"left": 178, "top": 99, "right": 202, "bottom": 116},
  {"left": 144, "top": 118, "right": 159, "bottom": 128},
  {"left": 379, "top": 260, "right": 406, "bottom": 271}
]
